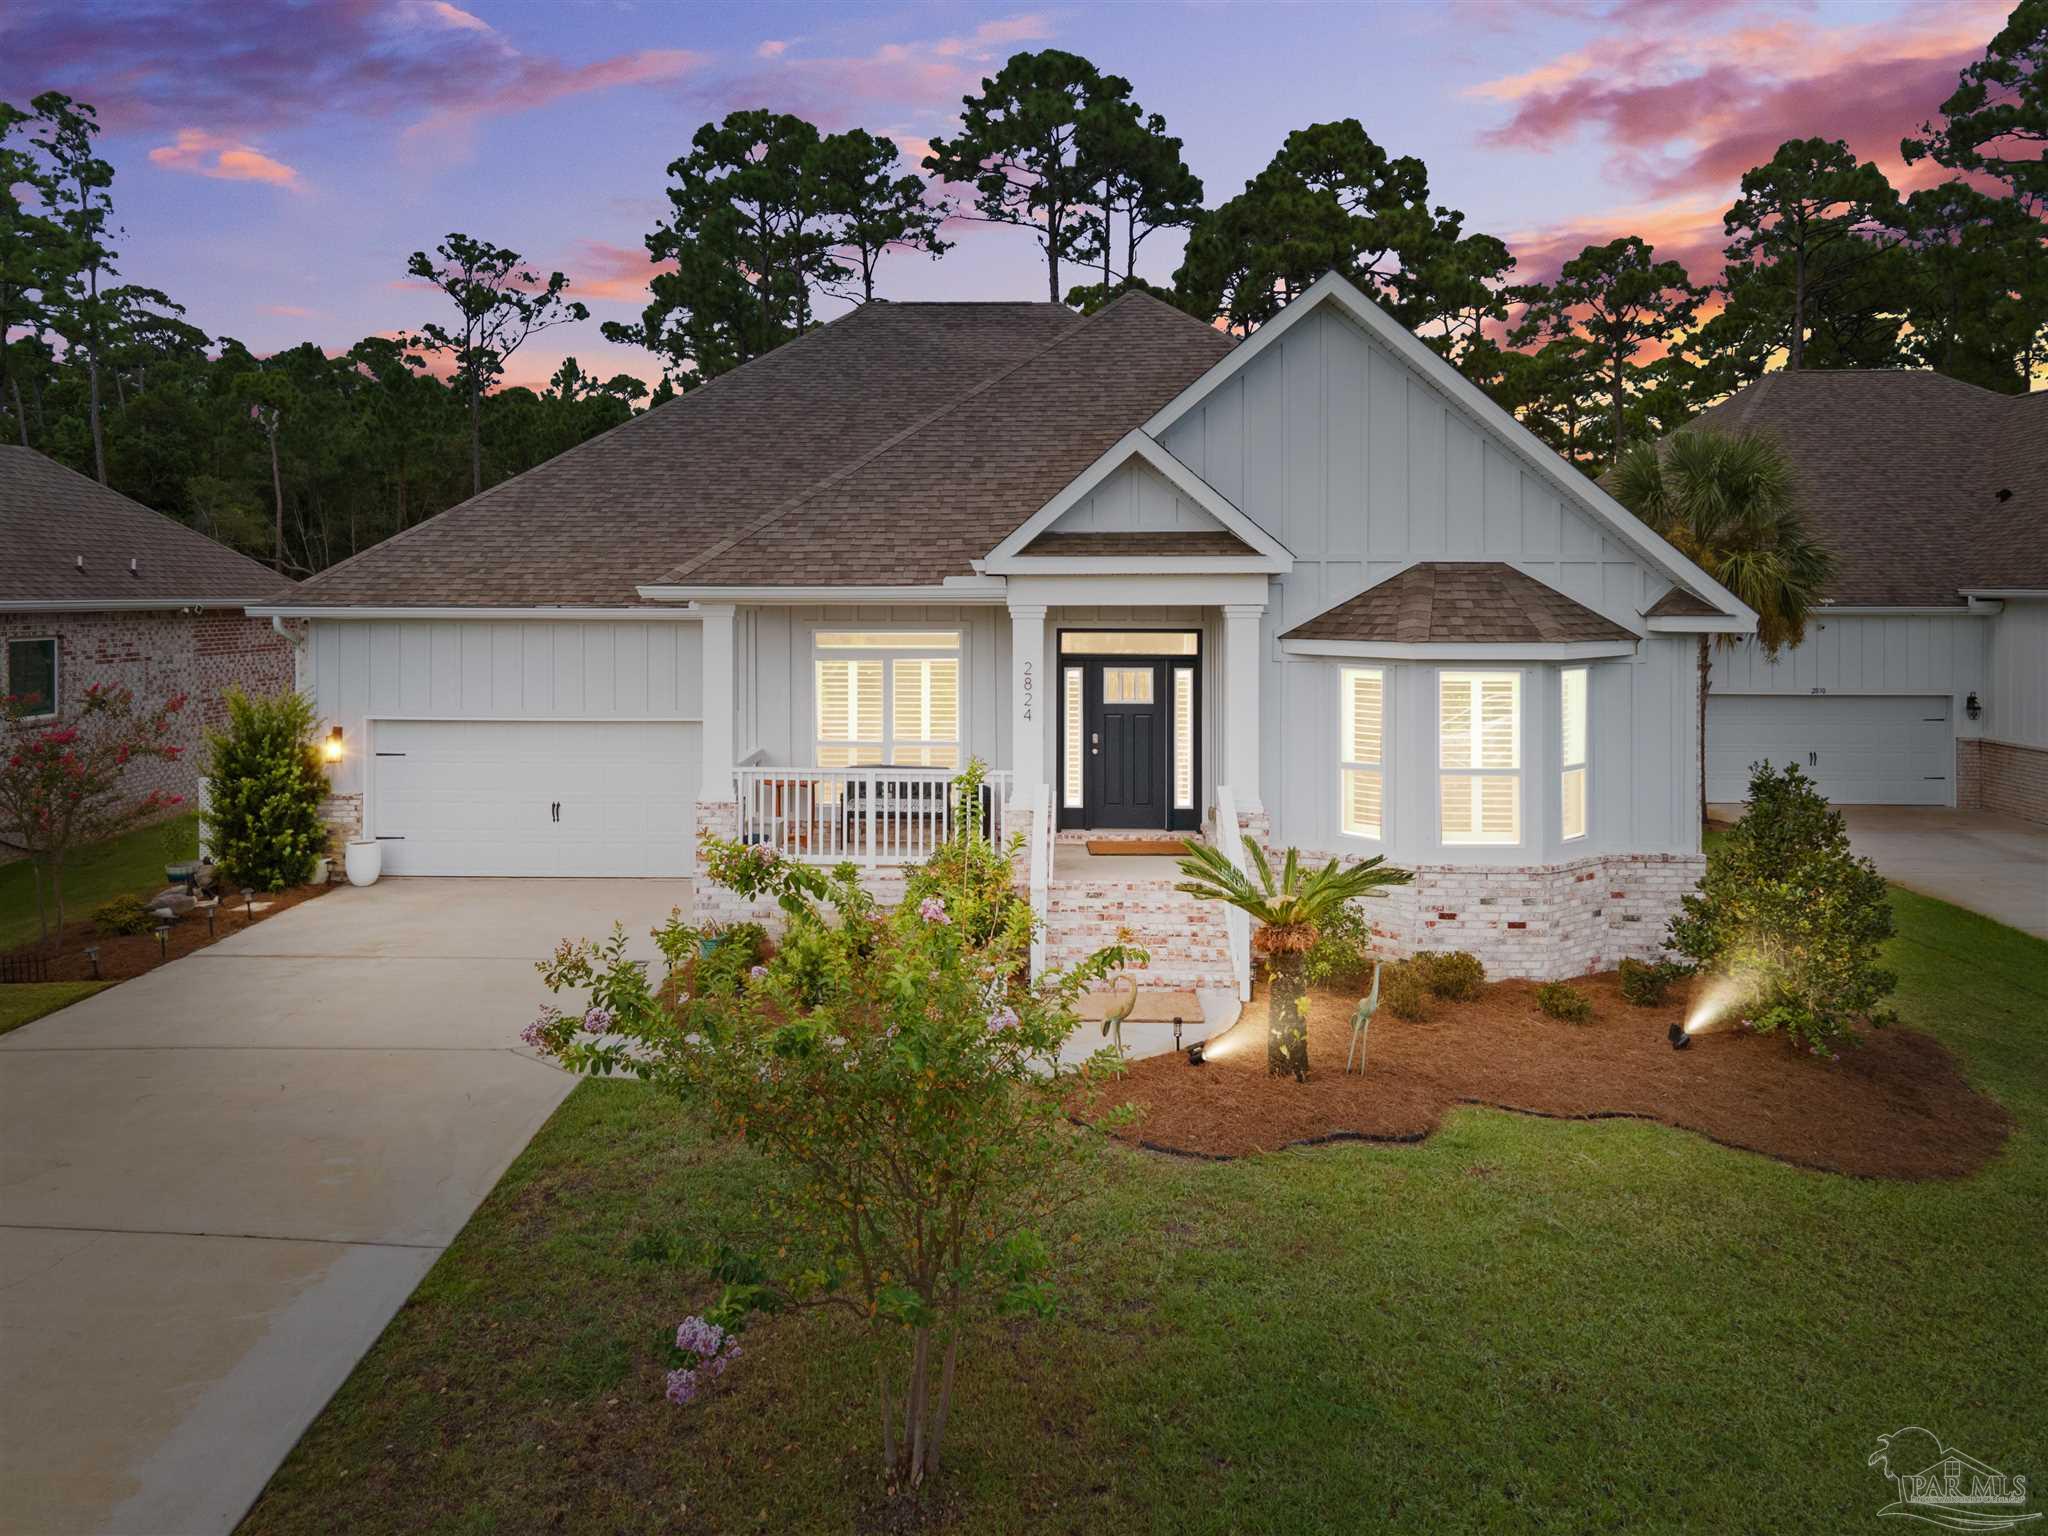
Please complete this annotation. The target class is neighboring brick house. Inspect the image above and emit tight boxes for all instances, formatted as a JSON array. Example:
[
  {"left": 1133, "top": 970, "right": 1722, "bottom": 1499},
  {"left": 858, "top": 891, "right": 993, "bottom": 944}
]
[{"left": 1, "top": 446, "right": 297, "bottom": 844}]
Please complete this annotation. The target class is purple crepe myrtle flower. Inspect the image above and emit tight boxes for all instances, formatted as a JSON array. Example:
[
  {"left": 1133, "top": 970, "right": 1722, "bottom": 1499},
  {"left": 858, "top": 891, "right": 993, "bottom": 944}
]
[
  {"left": 581, "top": 1005, "right": 615, "bottom": 1035},
  {"left": 675, "top": 1315, "right": 728, "bottom": 1357},
  {"left": 987, "top": 1006, "right": 1019, "bottom": 1033},
  {"left": 917, "top": 896, "right": 950, "bottom": 925},
  {"left": 664, "top": 1366, "right": 700, "bottom": 1405},
  {"left": 519, "top": 1019, "right": 548, "bottom": 1050},
  {"left": 749, "top": 964, "right": 769, "bottom": 980},
  {"left": 749, "top": 842, "right": 776, "bottom": 862}
]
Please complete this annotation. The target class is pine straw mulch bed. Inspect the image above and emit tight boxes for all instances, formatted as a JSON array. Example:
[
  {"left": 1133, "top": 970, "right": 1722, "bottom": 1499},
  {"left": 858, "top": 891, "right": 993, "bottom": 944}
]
[
  {"left": 1080, "top": 972, "right": 2010, "bottom": 1180},
  {"left": 1, "top": 880, "right": 334, "bottom": 983}
]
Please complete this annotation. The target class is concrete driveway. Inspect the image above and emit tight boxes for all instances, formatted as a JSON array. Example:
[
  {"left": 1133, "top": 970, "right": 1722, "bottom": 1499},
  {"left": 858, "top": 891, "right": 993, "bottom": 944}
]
[
  {"left": 0, "top": 878, "right": 689, "bottom": 1536},
  {"left": 1840, "top": 807, "right": 2048, "bottom": 939}
]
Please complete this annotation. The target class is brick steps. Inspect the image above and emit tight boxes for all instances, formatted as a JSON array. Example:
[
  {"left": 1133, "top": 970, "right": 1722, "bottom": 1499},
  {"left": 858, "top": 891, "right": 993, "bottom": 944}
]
[{"left": 1041, "top": 875, "right": 1236, "bottom": 988}]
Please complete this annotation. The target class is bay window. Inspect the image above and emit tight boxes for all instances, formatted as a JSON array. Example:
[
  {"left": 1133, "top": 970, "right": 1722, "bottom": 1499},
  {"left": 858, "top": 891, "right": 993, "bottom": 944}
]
[
  {"left": 814, "top": 630, "right": 960, "bottom": 768},
  {"left": 1561, "top": 667, "right": 1589, "bottom": 841},
  {"left": 1439, "top": 670, "right": 1520, "bottom": 845},
  {"left": 1339, "top": 667, "right": 1384, "bottom": 839}
]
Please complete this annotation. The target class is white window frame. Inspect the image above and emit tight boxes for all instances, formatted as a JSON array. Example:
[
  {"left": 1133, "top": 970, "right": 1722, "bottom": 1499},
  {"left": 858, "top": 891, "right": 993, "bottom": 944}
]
[
  {"left": 1437, "top": 669, "right": 1522, "bottom": 847},
  {"left": 6, "top": 636, "right": 59, "bottom": 721},
  {"left": 1561, "top": 666, "right": 1589, "bottom": 843},
  {"left": 1338, "top": 666, "right": 1385, "bottom": 841},
  {"left": 811, "top": 627, "right": 963, "bottom": 769}
]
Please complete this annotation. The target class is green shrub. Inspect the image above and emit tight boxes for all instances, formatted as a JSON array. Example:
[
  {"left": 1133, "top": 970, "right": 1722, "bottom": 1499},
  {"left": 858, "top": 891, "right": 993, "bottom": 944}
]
[
  {"left": 1305, "top": 899, "right": 1377, "bottom": 990},
  {"left": 1618, "top": 956, "right": 1685, "bottom": 1006},
  {"left": 1535, "top": 982, "right": 1593, "bottom": 1023},
  {"left": 1667, "top": 761, "right": 1895, "bottom": 1056},
  {"left": 1380, "top": 960, "right": 1433, "bottom": 1021},
  {"left": 202, "top": 688, "right": 329, "bottom": 893},
  {"left": 1416, "top": 949, "right": 1485, "bottom": 1001},
  {"left": 91, "top": 894, "right": 156, "bottom": 935},
  {"left": 688, "top": 921, "right": 771, "bottom": 998}
]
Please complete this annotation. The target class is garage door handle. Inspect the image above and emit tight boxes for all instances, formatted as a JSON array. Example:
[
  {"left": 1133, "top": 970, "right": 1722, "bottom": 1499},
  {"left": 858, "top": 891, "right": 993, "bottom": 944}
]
[{"left": 551, "top": 801, "right": 560, "bottom": 823}]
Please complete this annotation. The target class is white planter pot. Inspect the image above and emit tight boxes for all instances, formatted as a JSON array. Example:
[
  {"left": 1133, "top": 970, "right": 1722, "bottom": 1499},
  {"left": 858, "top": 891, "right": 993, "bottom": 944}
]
[{"left": 344, "top": 840, "right": 382, "bottom": 887}]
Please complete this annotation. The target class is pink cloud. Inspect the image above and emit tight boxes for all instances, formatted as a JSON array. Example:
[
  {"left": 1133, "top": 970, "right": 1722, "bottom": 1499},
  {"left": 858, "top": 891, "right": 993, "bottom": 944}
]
[
  {"left": 562, "top": 239, "right": 675, "bottom": 304},
  {"left": 265, "top": 303, "right": 316, "bottom": 318},
  {"left": 148, "top": 128, "right": 300, "bottom": 186},
  {"left": 756, "top": 39, "right": 789, "bottom": 60}
]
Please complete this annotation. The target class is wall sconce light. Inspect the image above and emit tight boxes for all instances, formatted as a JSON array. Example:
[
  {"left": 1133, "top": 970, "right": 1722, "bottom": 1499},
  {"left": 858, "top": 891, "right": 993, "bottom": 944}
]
[
  {"left": 1966, "top": 692, "right": 1982, "bottom": 722},
  {"left": 323, "top": 725, "right": 344, "bottom": 762}
]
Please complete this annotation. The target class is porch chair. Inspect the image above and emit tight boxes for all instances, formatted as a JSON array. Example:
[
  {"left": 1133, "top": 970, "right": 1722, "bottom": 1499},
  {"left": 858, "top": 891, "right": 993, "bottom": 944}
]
[{"left": 1345, "top": 962, "right": 1383, "bottom": 1075}]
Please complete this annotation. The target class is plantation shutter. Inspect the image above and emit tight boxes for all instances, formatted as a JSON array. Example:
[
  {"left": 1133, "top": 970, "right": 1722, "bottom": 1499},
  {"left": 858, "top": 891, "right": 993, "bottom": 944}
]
[
  {"left": 1561, "top": 668, "right": 1588, "bottom": 841},
  {"left": 816, "top": 658, "right": 884, "bottom": 767},
  {"left": 1439, "top": 671, "right": 1520, "bottom": 845},
  {"left": 890, "top": 658, "right": 960, "bottom": 768},
  {"left": 1340, "top": 668, "right": 1384, "bottom": 839}
]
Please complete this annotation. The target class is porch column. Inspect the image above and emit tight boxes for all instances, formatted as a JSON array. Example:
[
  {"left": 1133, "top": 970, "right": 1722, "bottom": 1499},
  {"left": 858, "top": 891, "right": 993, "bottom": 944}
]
[
  {"left": 1008, "top": 604, "right": 1048, "bottom": 800},
  {"left": 698, "top": 603, "right": 736, "bottom": 802},
  {"left": 1223, "top": 602, "right": 1265, "bottom": 813}
]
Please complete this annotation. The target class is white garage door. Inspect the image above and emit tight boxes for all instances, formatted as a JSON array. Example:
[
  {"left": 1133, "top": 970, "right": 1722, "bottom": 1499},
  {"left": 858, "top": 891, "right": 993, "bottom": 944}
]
[
  {"left": 1706, "top": 694, "right": 1951, "bottom": 805},
  {"left": 370, "top": 719, "right": 700, "bottom": 876}
]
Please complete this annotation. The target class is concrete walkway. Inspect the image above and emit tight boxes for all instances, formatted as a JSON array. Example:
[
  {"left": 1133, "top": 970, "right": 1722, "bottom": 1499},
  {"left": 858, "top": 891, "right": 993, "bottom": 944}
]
[
  {"left": 0, "top": 878, "right": 690, "bottom": 1536},
  {"left": 1840, "top": 807, "right": 2048, "bottom": 939}
]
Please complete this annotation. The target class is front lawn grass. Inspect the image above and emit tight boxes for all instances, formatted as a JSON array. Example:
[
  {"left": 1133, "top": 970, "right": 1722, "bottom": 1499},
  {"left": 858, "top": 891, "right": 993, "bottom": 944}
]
[
  {"left": 239, "top": 886, "right": 2047, "bottom": 1535},
  {"left": 0, "top": 811, "right": 197, "bottom": 952},
  {"left": 0, "top": 980, "right": 113, "bottom": 1036}
]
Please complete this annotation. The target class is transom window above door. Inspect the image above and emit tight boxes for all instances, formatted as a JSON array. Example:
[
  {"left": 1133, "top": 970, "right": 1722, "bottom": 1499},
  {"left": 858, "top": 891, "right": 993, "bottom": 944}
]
[
  {"left": 814, "top": 630, "right": 960, "bottom": 769},
  {"left": 1058, "top": 631, "right": 1199, "bottom": 656}
]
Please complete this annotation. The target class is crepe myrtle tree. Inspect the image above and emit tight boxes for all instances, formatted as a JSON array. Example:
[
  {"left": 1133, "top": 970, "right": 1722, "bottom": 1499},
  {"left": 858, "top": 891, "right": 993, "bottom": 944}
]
[
  {"left": 1176, "top": 839, "right": 1412, "bottom": 1081},
  {"left": 526, "top": 764, "right": 1138, "bottom": 1490},
  {"left": 1, "top": 682, "right": 186, "bottom": 947}
]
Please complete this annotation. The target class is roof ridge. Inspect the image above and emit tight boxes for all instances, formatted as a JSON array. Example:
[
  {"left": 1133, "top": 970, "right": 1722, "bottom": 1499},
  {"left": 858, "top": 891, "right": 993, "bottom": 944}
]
[{"left": 659, "top": 295, "right": 1144, "bottom": 585}]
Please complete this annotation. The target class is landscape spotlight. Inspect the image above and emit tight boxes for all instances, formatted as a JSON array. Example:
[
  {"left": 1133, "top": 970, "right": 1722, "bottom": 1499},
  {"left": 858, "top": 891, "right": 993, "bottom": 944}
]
[
  {"left": 1186, "top": 1039, "right": 1206, "bottom": 1067},
  {"left": 1668, "top": 1021, "right": 1691, "bottom": 1051}
]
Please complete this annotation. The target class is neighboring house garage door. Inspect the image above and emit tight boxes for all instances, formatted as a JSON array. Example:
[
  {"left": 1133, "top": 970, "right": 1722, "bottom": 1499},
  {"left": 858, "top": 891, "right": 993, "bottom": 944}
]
[
  {"left": 1706, "top": 695, "right": 1951, "bottom": 805},
  {"left": 370, "top": 719, "right": 699, "bottom": 876}
]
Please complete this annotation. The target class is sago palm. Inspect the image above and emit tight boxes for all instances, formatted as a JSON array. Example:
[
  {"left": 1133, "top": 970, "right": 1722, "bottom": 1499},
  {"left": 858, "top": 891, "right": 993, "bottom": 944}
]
[
  {"left": 1611, "top": 429, "right": 1833, "bottom": 824},
  {"left": 1177, "top": 838, "right": 1412, "bottom": 1081}
]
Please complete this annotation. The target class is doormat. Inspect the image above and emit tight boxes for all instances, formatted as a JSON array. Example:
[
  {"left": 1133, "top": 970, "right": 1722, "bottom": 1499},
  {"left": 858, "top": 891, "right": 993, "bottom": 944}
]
[{"left": 1085, "top": 838, "right": 1193, "bottom": 857}]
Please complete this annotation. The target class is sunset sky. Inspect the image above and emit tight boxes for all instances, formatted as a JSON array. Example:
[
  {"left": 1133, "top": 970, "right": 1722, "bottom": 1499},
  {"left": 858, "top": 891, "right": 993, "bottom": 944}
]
[{"left": 0, "top": 0, "right": 2013, "bottom": 389}]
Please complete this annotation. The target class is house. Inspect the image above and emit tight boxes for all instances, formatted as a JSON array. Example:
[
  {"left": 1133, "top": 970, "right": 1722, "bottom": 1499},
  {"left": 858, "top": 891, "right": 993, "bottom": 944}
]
[
  {"left": 249, "top": 272, "right": 1758, "bottom": 988},
  {"left": 1684, "top": 371, "right": 2047, "bottom": 823},
  {"left": 0, "top": 446, "right": 297, "bottom": 830}
]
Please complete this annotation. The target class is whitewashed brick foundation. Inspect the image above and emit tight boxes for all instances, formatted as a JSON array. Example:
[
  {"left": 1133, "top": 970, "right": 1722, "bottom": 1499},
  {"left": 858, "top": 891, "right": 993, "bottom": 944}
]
[
  {"left": 319, "top": 793, "right": 364, "bottom": 859},
  {"left": 1340, "top": 852, "right": 1704, "bottom": 980},
  {"left": 1042, "top": 874, "right": 1235, "bottom": 989}
]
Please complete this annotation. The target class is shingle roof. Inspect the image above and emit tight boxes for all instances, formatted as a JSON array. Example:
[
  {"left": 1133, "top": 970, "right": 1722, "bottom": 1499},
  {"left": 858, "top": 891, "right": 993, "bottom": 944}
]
[
  {"left": 1282, "top": 562, "right": 1636, "bottom": 645},
  {"left": 282, "top": 301, "right": 1088, "bottom": 608},
  {"left": 1, "top": 446, "right": 291, "bottom": 605},
  {"left": 1684, "top": 371, "right": 2048, "bottom": 607},
  {"left": 1644, "top": 586, "right": 1720, "bottom": 618},
  {"left": 281, "top": 294, "right": 1233, "bottom": 607},
  {"left": 661, "top": 291, "right": 1237, "bottom": 588},
  {"left": 1019, "top": 529, "right": 1255, "bottom": 557}
]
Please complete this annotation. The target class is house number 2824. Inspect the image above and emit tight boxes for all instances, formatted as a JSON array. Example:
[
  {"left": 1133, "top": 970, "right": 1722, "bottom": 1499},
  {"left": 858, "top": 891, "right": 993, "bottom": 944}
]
[{"left": 1021, "top": 660, "right": 1034, "bottom": 722}]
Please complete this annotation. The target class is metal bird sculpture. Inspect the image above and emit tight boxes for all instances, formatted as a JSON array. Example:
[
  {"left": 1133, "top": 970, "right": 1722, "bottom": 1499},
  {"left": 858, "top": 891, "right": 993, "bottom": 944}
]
[{"left": 1100, "top": 973, "right": 1139, "bottom": 1055}]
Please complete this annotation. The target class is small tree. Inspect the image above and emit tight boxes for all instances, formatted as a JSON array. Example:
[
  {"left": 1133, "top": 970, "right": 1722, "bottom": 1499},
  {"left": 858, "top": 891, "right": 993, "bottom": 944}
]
[
  {"left": 1667, "top": 761, "right": 1896, "bottom": 1057},
  {"left": 526, "top": 765, "right": 1135, "bottom": 1489},
  {"left": 1175, "top": 839, "right": 1412, "bottom": 1080},
  {"left": 0, "top": 682, "right": 186, "bottom": 947},
  {"left": 201, "top": 687, "right": 328, "bottom": 892}
]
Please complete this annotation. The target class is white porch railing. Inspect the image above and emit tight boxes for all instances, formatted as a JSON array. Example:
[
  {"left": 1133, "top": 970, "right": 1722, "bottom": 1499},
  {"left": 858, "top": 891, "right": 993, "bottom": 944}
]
[
  {"left": 1027, "top": 782, "right": 1052, "bottom": 977},
  {"left": 1214, "top": 784, "right": 1253, "bottom": 1002},
  {"left": 734, "top": 766, "right": 1011, "bottom": 865}
]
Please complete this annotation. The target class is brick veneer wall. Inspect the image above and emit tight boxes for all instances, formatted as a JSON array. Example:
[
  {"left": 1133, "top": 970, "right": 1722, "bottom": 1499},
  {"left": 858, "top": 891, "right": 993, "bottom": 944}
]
[
  {"left": 1, "top": 609, "right": 294, "bottom": 860},
  {"left": 1346, "top": 853, "right": 1704, "bottom": 979},
  {"left": 1956, "top": 740, "right": 2048, "bottom": 825}
]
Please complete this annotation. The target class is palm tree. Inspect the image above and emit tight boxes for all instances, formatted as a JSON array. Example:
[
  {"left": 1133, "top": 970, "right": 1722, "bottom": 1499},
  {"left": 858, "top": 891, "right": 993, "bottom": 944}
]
[
  {"left": 1610, "top": 429, "right": 1833, "bottom": 826},
  {"left": 1177, "top": 839, "right": 1412, "bottom": 1081}
]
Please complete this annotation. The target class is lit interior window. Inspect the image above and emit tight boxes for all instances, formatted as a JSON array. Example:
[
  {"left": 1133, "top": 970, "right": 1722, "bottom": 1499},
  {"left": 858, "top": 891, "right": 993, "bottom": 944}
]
[
  {"left": 1440, "top": 671, "right": 1520, "bottom": 845},
  {"left": 1562, "top": 667, "right": 1588, "bottom": 841},
  {"left": 1340, "top": 668, "right": 1383, "bottom": 839}
]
